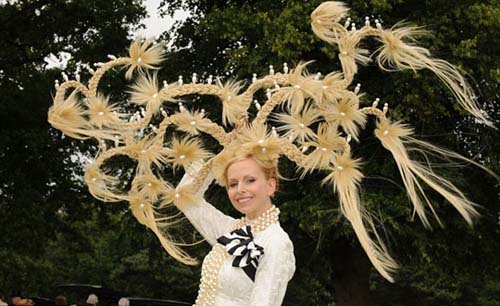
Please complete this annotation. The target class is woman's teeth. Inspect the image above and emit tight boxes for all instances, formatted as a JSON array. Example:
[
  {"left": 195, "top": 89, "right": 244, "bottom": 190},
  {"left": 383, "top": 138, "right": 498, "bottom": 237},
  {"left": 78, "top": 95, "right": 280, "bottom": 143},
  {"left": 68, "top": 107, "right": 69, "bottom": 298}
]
[{"left": 238, "top": 197, "right": 252, "bottom": 203}]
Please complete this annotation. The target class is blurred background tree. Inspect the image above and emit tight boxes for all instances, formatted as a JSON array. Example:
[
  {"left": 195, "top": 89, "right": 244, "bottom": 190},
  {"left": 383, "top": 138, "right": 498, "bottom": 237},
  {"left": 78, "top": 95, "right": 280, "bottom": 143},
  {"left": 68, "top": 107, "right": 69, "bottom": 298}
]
[{"left": 1, "top": 0, "right": 499, "bottom": 305}]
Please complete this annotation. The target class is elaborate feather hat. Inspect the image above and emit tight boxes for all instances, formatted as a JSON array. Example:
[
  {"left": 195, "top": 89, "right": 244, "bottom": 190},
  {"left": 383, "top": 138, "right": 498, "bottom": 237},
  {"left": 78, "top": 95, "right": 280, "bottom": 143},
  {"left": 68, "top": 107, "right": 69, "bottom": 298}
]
[{"left": 48, "top": 1, "right": 495, "bottom": 282}]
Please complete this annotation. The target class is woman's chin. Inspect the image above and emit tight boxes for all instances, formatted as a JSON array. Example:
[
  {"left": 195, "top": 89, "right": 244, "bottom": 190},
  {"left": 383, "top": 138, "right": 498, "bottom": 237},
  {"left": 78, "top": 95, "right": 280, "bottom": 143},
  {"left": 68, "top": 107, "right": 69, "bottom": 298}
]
[{"left": 237, "top": 205, "right": 253, "bottom": 216}]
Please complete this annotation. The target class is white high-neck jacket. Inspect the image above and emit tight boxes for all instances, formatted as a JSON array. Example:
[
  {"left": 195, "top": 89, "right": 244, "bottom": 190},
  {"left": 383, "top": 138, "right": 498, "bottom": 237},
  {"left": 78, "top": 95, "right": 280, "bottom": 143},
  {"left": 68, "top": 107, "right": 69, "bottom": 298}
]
[{"left": 178, "top": 171, "right": 295, "bottom": 306}]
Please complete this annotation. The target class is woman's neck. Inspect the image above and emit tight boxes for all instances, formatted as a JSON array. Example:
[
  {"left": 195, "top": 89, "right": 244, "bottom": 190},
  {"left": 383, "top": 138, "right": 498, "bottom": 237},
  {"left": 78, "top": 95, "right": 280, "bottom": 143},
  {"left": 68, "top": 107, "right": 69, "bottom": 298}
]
[
  {"left": 243, "top": 205, "right": 280, "bottom": 232},
  {"left": 246, "top": 203, "right": 273, "bottom": 220}
]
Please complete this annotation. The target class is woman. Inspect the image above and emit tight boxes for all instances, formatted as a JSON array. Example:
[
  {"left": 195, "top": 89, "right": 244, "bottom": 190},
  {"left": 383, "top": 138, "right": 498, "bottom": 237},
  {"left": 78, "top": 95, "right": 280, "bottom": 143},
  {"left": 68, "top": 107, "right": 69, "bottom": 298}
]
[{"left": 178, "top": 154, "right": 295, "bottom": 306}]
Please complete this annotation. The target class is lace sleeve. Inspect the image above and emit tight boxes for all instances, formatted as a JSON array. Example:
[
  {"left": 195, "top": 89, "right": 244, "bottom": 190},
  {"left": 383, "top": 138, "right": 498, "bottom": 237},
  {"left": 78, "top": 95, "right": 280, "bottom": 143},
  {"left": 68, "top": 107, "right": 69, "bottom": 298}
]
[
  {"left": 249, "top": 237, "right": 296, "bottom": 306},
  {"left": 181, "top": 199, "right": 236, "bottom": 246},
  {"left": 177, "top": 163, "right": 236, "bottom": 246}
]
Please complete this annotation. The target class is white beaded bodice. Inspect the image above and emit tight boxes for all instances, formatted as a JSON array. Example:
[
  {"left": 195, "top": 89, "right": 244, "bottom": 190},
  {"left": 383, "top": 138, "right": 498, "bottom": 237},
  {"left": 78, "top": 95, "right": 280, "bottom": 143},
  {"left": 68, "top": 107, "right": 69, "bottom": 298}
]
[{"left": 181, "top": 200, "right": 295, "bottom": 306}]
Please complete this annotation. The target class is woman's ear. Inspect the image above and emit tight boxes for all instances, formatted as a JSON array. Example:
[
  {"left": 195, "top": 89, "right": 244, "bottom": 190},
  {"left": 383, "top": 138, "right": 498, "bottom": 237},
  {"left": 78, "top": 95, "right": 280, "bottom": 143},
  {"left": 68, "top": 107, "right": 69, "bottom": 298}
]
[{"left": 267, "top": 177, "right": 277, "bottom": 197}]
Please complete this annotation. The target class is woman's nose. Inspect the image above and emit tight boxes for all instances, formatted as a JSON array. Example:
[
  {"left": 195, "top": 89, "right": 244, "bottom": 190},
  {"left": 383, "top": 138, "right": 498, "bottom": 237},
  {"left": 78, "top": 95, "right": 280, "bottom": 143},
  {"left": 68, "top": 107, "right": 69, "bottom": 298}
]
[{"left": 237, "top": 182, "right": 245, "bottom": 193}]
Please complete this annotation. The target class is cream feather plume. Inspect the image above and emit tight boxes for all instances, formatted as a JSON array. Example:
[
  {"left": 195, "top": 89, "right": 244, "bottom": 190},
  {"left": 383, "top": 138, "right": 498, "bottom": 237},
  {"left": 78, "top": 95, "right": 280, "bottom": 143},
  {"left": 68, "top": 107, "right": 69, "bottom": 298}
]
[
  {"left": 84, "top": 164, "right": 126, "bottom": 202},
  {"left": 164, "top": 137, "right": 212, "bottom": 170},
  {"left": 318, "top": 71, "right": 347, "bottom": 105},
  {"left": 130, "top": 174, "right": 200, "bottom": 264},
  {"left": 124, "top": 136, "right": 168, "bottom": 174},
  {"left": 310, "top": 2, "right": 369, "bottom": 85},
  {"left": 128, "top": 193, "right": 156, "bottom": 227},
  {"left": 125, "top": 39, "right": 165, "bottom": 80},
  {"left": 310, "top": 1, "right": 349, "bottom": 44},
  {"left": 320, "top": 90, "right": 366, "bottom": 140},
  {"left": 323, "top": 153, "right": 398, "bottom": 282},
  {"left": 337, "top": 30, "right": 371, "bottom": 84},
  {"left": 128, "top": 72, "right": 164, "bottom": 115},
  {"left": 217, "top": 79, "right": 247, "bottom": 126},
  {"left": 163, "top": 183, "right": 199, "bottom": 209},
  {"left": 273, "top": 104, "right": 320, "bottom": 144},
  {"left": 238, "top": 123, "right": 282, "bottom": 162},
  {"left": 128, "top": 191, "right": 198, "bottom": 265},
  {"left": 86, "top": 93, "right": 122, "bottom": 128},
  {"left": 279, "top": 62, "right": 317, "bottom": 114},
  {"left": 48, "top": 90, "right": 90, "bottom": 139},
  {"left": 300, "top": 123, "right": 344, "bottom": 175},
  {"left": 374, "top": 119, "right": 482, "bottom": 227},
  {"left": 171, "top": 109, "right": 212, "bottom": 136},
  {"left": 375, "top": 25, "right": 493, "bottom": 127},
  {"left": 49, "top": 89, "right": 120, "bottom": 141},
  {"left": 132, "top": 174, "right": 170, "bottom": 203}
]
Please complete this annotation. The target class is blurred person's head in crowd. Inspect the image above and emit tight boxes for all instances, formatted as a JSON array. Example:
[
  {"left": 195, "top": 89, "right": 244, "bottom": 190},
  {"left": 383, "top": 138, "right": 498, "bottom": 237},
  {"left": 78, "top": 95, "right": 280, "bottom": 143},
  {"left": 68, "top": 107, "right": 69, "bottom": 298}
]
[
  {"left": 118, "top": 298, "right": 129, "bottom": 306},
  {"left": 54, "top": 296, "right": 68, "bottom": 306},
  {"left": 10, "top": 292, "right": 21, "bottom": 305},
  {"left": 0, "top": 292, "right": 7, "bottom": 305},
  {"left": 86, "top": 294, "right": 97, "bottom": 306},
  {"left": 15, "top": 299, "right": 34, "bottom": 306}
]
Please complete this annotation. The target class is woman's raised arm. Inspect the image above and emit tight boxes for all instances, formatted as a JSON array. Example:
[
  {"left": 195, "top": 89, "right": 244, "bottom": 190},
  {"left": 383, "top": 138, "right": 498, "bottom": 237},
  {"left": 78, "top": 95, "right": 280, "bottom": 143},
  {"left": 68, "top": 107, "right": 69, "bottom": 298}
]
[{"left": 177, "top": 162, "right": 236, "bottom": 245}]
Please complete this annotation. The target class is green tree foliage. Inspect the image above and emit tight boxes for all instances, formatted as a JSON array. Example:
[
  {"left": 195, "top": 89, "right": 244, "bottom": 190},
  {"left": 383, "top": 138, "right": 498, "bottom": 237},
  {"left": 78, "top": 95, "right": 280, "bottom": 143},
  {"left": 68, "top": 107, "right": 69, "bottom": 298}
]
[
  {"left": 0, "top": 0, "right": 202, "bottom": 302},
  {"left": 1, "top": 0, "right": 499, "bottom": 306},
  {"left": 157, "top": 0, "right": 500, "bottom": 305},
  {"left": 0, "top": 0, "right": 148, "bottom": 297}
]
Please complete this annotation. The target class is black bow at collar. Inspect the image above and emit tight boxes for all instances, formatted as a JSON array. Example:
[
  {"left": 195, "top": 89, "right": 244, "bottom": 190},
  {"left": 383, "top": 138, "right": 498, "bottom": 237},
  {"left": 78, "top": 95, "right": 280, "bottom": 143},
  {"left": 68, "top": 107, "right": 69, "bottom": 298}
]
[{"left": 216, "top": 225, "right": 264, "bottom": 281}]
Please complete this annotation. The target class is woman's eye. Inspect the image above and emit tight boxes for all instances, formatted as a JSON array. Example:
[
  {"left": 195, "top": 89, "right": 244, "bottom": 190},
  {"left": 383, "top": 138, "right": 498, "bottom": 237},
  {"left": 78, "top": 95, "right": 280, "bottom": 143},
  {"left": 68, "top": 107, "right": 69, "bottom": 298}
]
[
  {"left": 247, "top": 178, "right": 256, "bottom": 183},
  {"left": 229, "top": 183, "right": 237, "bottom": 188}
]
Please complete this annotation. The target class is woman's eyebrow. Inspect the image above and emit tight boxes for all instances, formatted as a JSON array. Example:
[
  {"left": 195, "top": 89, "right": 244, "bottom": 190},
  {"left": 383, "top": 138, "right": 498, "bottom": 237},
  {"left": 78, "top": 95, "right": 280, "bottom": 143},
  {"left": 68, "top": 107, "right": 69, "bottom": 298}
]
[{"left": 228, "top": 174, "right": 255, "bottom": 181}]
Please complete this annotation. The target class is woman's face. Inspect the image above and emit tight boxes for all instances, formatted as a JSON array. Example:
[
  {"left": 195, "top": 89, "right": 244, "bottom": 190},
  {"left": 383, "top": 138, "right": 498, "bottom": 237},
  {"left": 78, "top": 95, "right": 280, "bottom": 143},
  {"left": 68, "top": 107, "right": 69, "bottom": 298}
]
[{"left": 226, "top": 158, "right": 276, "bottom": 220}]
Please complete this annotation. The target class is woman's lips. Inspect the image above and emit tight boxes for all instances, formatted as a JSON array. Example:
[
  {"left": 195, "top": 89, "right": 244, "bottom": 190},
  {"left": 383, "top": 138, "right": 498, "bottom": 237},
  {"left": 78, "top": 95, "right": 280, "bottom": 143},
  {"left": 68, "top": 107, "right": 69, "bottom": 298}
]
[{"left": 237, "top": 196, "right": 253, "bottom": 203}]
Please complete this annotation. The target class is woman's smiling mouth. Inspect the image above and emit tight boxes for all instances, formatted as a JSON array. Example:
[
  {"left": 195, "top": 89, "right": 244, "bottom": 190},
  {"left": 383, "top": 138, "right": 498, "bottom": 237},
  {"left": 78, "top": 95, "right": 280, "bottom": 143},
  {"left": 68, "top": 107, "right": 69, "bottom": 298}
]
[{"left": 237, "top": 196, "right": 253, "bottom": 203}]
